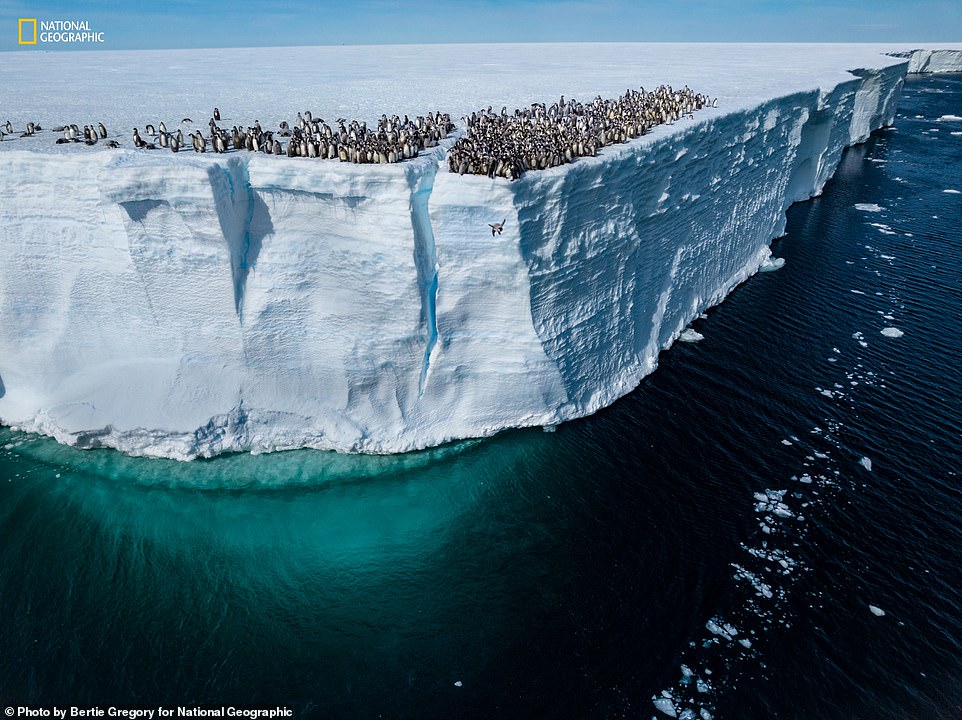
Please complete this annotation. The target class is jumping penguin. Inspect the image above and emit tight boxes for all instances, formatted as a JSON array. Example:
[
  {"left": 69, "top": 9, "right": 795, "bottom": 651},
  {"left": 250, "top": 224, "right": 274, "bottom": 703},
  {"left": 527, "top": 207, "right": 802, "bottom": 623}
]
[{"left": 488, "top": 218, "right": 506, "bottom": 236}]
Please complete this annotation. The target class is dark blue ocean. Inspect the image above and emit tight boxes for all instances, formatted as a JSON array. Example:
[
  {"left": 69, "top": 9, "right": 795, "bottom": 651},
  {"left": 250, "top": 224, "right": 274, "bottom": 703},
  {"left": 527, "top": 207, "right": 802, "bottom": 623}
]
[{"left": 1, "top": 73, "right": 960, "bottom": 719}]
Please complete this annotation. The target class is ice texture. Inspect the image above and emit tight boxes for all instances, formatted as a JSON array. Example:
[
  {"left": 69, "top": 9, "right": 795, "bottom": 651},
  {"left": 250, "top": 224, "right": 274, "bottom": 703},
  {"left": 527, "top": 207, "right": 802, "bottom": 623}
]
[
  {"left": 1, "top": 44, "right": 961, "bottom": 459},
  {"left": 758, "top": 255, "right": 786, "bottom": 272}
]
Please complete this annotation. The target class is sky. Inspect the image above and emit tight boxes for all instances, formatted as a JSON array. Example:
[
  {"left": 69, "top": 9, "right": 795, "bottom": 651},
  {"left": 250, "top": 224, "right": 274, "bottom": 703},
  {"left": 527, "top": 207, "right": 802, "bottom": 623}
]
[{"left": 1, "top": 0, "right": 960, "bottom": 52}]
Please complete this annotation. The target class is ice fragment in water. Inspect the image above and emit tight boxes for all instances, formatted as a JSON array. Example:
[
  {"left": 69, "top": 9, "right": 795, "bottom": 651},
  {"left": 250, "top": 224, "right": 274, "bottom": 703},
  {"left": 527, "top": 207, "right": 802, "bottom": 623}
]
[
  {"left": 859, "top": 457, "right": 873, "bottom": 471},
  {"left": 653, "top": 696, "right": 677, "bottom": 717},
  {"left": 758, "top": 255, "right": 785, "bottom": 272},
  {"left": 869, "top": 605, "right": 886, "bottom": 617}
]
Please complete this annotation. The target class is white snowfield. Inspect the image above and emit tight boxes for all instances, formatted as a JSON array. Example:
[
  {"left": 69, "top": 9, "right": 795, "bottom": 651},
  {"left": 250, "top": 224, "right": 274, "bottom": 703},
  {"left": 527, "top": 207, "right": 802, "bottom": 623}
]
[{"left": 1, "top": 44, "right": 960, "bottom": 459}]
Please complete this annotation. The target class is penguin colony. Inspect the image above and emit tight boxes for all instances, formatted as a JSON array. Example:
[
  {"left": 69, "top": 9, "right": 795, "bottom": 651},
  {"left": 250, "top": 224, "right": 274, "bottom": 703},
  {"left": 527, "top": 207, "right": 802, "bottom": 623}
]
[
  {"left": 174, "top": 108, "right": 457, "bottom": 162},
  {"left": 2, "top": 106, "right": 456, "bottom": 165},
  {"left": 448, "top": 85, "right": 715, "bottom": 179},
  {"left": 2, "top": 86, "right": 716, "bottom": 179}
]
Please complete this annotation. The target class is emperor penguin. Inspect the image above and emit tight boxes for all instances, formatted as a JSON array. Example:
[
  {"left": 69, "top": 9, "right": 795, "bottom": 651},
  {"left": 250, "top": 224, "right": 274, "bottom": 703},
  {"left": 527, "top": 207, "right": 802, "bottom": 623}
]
[
  {"left": 214, "top": 107, "right": 221, "bottom": 121},
  {"left": 97, "top": 122, "right": 107, "bottom": 139},
  {"left": 488, "top": 219, "right": 506, "bottom": 236}
]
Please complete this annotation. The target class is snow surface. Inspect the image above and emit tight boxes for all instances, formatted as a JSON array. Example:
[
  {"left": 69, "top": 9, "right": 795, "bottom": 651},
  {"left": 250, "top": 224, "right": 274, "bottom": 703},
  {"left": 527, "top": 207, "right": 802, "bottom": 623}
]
[{"left": 1, "top": 44, "right": 962, "bottom": 459}]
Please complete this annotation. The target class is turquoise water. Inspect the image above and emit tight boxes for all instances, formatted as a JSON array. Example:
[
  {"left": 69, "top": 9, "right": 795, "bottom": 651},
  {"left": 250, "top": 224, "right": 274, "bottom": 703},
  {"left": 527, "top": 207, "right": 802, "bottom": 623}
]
[
  {"left": 1, "top": 416, "right": 746, "bottom": 715},
  {"left": 2, "top": 73, "right": 962, "bottom": 718}
]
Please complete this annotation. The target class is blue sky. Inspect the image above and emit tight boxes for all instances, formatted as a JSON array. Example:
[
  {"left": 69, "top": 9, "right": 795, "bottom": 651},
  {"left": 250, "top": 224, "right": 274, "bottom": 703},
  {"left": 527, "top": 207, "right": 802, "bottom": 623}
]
[{"left": 2, "top": 0, "right": 960, "bottom": 51}]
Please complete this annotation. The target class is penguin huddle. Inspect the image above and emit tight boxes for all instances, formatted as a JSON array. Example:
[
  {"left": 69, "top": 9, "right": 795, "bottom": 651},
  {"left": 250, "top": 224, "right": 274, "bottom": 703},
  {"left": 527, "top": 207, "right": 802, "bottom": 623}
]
[
  {"left": 8, "top": 86, "right": 717, "bottom": 178},
  {"left": 280, "top": 110, "right": 454, "bottom": 163},
  {"left": 180, "top": 109, "right": 456, "bottom": 164},
  {"left": 115, "top": 108, "right": 456, "bottom": 164},
  {"left": 447, "top": 85, "right": 716, "bottom": 180}
]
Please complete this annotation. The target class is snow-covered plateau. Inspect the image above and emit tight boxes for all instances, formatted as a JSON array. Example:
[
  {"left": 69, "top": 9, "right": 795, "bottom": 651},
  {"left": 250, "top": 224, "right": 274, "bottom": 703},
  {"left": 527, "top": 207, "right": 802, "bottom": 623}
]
[{"left": 1, "top": 44, "right": 961, "bottom": 459}]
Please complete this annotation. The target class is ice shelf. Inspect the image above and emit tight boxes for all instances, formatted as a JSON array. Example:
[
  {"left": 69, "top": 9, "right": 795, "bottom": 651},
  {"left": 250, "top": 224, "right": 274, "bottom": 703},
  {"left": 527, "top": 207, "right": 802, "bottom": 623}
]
[{"left": 1, "top": 44, "right": 960, "bottom": 458}]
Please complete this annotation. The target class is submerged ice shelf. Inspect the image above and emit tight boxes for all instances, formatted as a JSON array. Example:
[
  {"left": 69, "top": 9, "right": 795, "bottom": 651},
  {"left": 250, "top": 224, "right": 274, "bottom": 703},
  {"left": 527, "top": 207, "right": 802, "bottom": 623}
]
[{"left": 1, "top": 44, "right": 961, "bottom": 459}]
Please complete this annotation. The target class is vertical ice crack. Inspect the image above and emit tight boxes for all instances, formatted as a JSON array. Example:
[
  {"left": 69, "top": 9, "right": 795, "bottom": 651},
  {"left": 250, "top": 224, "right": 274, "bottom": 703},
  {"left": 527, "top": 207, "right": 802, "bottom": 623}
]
[
  {"left": 209, "top": 158, "right": 272, "bottom": 323},
  {"left": 410, "top": 164, "right": 440, "bottom": 397}
]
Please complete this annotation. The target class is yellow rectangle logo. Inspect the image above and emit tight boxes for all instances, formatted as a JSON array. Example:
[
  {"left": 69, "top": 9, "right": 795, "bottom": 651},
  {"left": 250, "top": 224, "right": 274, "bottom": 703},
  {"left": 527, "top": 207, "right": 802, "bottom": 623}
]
[{"left": 18, "top": 18, "right": 37, "bottom": 44}]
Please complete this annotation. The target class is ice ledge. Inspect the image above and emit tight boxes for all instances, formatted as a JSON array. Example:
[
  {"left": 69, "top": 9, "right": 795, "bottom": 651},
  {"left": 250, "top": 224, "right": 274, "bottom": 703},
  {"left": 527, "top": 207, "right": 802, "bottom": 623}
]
[{"left": 1, "top": 47, "right": 961, "bottom": 459}]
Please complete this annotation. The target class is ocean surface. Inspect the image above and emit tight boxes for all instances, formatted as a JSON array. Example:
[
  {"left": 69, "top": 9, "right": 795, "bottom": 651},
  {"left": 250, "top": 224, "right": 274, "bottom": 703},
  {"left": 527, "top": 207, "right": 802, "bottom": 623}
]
[{"left": 1, "top": 73, "right": 960, "bottom": 719}]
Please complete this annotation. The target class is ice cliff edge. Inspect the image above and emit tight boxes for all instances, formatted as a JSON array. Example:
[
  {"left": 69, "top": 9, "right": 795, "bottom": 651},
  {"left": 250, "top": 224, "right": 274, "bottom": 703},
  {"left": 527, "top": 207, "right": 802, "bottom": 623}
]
[{"left": 1, "top": 47, "right": 959, "bottom": 459}]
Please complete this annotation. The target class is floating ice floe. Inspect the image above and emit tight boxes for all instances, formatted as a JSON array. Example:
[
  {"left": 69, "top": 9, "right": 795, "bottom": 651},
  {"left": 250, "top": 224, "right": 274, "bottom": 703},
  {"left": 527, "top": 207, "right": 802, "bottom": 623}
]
[
  {"left": 680, "top": 329, "right": 705, "bottom": 343},
  {"left": 653, "top": 694, "right": 677, "bottom": 717},
  {"left": 859, "top": 457, "right": 873, "bottom": 471},
  {"left": 705, "top": 618, "right": 739, "bottom": 641},
  {"left": 758, "top": 255, "right": 785, "bottom": 272},
  {"left": 869, "top": 605, "right": 886, "bottom": 617},
  {"left": 870, "top": 222, "right": 898, "bottom": 235},
  {"left": 936, "top": 114, "right": 962, "bottom": 122},
  {"left": 854, "top": 203, "right": 884, "bottom": 212},
  {"left": 733, "top": 564, "right": 774, "bottom": 599},
  {"left": 880, "top": 327, "right": 904, "bottom": 337},
  {"left": 943, "top": 189, "right": 961, "bottom": 194}
]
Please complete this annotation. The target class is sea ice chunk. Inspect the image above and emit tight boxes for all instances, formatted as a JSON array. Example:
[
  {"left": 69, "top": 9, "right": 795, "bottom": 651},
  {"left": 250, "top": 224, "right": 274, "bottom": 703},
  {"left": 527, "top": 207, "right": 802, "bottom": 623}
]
[
  {"left": 653, "top": 696, "right": 677, "bottom": 717},
  {"left": 758, "top": 256, "right": 785, "bottom": 272}
]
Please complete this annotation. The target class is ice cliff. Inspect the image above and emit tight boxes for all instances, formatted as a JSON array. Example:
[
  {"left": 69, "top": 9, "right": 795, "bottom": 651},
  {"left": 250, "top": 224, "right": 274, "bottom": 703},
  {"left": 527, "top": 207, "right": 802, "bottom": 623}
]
[{"left": 1, "top": 45, "right": 960, "bottom": 459}]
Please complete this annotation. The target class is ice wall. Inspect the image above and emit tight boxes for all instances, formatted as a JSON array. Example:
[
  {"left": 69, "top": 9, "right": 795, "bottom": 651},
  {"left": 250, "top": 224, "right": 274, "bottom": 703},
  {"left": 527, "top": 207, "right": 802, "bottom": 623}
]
[
  {"left": 0, "top": 48, "right": 957, "bottom": 459},
  {"left": 901, "top": 48, "right": 962, "bottom": 73}
]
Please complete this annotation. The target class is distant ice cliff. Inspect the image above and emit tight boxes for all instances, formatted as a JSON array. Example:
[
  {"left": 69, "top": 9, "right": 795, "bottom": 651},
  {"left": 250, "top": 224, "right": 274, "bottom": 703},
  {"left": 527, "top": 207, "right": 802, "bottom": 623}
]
[{"left": 1, "top": 46, "right": 960, "bottom": 459}]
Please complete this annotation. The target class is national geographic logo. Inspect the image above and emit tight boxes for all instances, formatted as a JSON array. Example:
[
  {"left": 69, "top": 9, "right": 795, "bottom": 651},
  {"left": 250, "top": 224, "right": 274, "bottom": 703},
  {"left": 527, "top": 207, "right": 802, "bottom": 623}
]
[
  {"left": 17, "top": 18, "right": 36, "bottom": 44},
  {"left": 18, "top": 18, "right": 105, "bottom": 45}
]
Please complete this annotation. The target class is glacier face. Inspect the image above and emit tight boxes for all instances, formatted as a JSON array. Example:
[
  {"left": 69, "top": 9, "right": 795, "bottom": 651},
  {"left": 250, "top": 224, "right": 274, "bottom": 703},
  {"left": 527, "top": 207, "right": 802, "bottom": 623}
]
[{"left": 1, "top": 45, "right": 960, "bottom": 459}]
